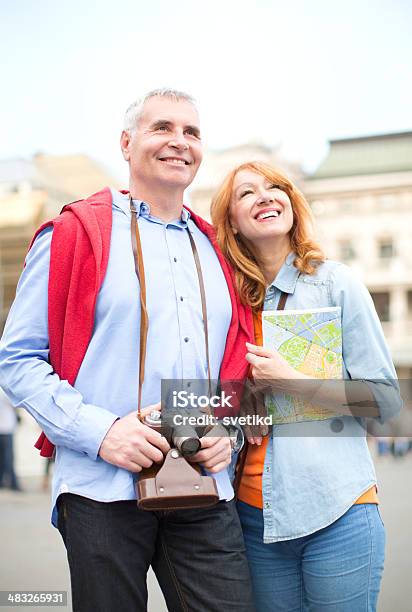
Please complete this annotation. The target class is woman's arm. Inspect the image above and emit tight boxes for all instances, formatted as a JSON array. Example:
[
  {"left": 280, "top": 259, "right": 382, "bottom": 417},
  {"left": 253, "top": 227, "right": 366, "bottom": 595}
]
[{"left": 245, "top": 262, "right": 402, "bottom": 421}]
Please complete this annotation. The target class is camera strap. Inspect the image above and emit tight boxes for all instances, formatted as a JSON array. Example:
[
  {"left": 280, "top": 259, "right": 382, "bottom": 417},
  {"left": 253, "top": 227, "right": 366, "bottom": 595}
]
[{"left": 129, "top": 195, "right": 212, "bottom": 418}]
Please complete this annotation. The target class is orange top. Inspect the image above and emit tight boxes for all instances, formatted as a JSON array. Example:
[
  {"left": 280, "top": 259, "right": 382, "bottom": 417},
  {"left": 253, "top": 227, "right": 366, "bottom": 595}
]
[{"left": 237, "top": 312, "right": 378, "bottom": 509}]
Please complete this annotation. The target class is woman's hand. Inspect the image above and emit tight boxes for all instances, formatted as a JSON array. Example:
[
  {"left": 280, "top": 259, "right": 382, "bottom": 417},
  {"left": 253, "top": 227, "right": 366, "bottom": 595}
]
[
  {"left": 245, "top": 342, "right": 307, "bottom": 387},
  {"left": 245, "top": 343, "right": 346, "bottom": 419},
  {"left": 242, "top": 343, "right": 307, "bottom": 445}
]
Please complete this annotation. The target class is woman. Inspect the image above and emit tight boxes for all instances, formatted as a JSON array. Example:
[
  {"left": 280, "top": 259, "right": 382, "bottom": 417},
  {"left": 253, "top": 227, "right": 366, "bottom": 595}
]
[{"left": 211, "top": 161, "right": 400, "bottom": 612}]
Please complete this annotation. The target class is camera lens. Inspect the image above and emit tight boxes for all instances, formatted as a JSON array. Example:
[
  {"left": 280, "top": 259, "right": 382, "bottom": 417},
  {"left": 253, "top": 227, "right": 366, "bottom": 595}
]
[{"left": 174, "top": 436, "right": 201, "bottom": 457}]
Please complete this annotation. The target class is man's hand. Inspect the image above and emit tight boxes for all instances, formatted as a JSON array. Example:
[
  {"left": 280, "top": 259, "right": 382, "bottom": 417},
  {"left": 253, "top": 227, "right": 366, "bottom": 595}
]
[
  {"left": 188, "top": 424, "right": 232, "bottom": 473},
  {"left": 99, "top": 403, "right": 170, "bottom": 472}
]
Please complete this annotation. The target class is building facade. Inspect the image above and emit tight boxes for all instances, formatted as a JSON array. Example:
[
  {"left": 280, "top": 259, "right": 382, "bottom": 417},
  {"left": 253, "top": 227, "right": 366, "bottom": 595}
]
[{"left": 304, "top": 131, "right": 412, "bottom": 377}]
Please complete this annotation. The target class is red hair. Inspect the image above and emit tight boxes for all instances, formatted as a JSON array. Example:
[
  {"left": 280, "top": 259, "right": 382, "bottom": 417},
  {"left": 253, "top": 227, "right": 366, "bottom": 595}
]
[{"left": 210, "top": 161, "right": 325, "bottom": 310}]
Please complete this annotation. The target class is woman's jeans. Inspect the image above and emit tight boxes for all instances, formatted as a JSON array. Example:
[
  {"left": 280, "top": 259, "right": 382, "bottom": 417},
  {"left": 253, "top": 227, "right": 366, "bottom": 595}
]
[{"left": 237, "top": 501, "right": 385, "bottom": 612}]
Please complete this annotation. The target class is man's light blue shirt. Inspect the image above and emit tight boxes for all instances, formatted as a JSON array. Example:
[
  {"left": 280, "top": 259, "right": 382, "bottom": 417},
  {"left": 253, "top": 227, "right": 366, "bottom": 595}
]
[{"left": 0, "top": 189, "right": 233, "bottom": 525}]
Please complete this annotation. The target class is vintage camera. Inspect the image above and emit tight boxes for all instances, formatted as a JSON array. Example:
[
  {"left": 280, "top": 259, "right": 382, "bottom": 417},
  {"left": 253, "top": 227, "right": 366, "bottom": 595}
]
[
  {"left": 142, "top": 408, "right": 201, "bottom": 457},
  {"left": 143, "top": 407, "right": 226, "bottom": 457}
]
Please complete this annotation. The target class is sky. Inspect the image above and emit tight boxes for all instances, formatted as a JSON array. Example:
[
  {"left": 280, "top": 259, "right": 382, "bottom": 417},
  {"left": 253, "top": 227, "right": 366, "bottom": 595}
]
[{"left": 1, "top": 0, "right": 411, "bottom": 183}]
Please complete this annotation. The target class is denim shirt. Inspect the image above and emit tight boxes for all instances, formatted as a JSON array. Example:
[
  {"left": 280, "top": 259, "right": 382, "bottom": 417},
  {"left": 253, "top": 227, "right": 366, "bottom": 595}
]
[{"left": 260, "top": 253, "right": 400, "bottom": 543}]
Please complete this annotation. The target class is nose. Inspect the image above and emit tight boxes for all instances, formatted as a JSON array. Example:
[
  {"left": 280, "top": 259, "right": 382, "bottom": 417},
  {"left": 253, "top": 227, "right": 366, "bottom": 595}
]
[
  {"left": 168, "top": 131, "right": 189, "bottom": 150},
  {"left": 256, "top": 190, "right": 274, "bottom": 205}
]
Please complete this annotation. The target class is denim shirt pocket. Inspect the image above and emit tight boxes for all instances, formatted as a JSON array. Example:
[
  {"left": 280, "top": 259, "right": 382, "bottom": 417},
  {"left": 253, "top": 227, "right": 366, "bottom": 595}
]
[{"left": 293, "top": 277, "right": 332, "bottom": 309}]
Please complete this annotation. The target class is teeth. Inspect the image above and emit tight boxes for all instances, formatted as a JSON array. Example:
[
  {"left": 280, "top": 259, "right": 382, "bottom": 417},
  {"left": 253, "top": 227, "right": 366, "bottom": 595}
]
[
  {"left": 161, "top": 158, "right": 186, "bottom": 165},
  {"left": 258, "top": 211, "right": 280, "bottom": 220}
]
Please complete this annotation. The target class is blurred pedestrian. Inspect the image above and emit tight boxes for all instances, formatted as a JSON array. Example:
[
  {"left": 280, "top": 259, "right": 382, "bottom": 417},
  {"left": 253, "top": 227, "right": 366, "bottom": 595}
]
[
  {"left": 376, "top": 437, "right": 391, "bottom": 457},
  {"left": 0, "top": 387, "right": 21, "bottom": 491},
  {"left": 42, "top": 457, "right": 53, "bottom": 492},
  {"left": 391, "top": 437, "right": 409, "bottom": 458}
]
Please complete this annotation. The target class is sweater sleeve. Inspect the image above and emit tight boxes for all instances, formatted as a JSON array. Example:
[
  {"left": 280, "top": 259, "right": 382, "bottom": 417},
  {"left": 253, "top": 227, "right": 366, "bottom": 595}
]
[{"left": 0, "top": 227, "right": 118, "bottom": 459}]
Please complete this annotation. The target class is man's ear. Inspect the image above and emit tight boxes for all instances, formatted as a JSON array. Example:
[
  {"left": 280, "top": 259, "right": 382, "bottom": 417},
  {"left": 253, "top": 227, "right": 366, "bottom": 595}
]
[{"left": 120, "top": 130, "right": 131, "bottom": 161}]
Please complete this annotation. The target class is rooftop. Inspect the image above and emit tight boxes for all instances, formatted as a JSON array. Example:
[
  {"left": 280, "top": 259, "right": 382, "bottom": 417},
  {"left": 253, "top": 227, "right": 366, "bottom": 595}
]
[
  {"left": 310, "top": 131, "right": 412, "bottom": 179},
  {"left": 0, "top": 158, "right": 39, "bottom": 186},
  {"left": 0, "top": 154, "right": 119, "bottom": 203},
  {"left": 34, "top": 153, "right": 120, "bottom": 200}
]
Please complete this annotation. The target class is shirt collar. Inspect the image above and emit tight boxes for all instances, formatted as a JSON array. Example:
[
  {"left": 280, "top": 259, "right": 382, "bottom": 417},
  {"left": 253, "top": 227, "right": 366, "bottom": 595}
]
[
  {"left": 268, "top": 252, "right": 300, "bottom": 295},
  {"left": 111, "top": 189, "right": 191, "bottom": 227},
  {"left": 180, "top": 206, "right": 191, "bottom": 226}
]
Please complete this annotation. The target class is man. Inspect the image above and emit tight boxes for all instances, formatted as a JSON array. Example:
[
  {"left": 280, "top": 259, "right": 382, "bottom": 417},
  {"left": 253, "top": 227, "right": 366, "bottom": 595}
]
[{"left": 0, "top": 89, "right": 255, "bottom": 611}]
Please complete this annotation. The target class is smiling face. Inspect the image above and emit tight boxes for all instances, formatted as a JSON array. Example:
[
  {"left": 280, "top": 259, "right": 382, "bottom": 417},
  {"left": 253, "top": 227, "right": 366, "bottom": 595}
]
[
  {"left": 120, "top": 95, "right": 202, "bottom": 197},
  {"left": 230, "top": 169, "right": 294, "bottom": 245}
]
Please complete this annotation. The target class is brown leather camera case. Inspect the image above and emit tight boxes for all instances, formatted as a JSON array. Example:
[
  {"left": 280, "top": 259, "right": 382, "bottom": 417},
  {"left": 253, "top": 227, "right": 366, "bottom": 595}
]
[{"left": 137, "top": 449, "right": 219, "bottom": 511}]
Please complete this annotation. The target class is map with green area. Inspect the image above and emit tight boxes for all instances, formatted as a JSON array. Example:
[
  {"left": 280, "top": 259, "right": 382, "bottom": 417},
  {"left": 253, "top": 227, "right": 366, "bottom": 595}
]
[{"left": 262, "top": 307, "right": 343, "bottom": 424}]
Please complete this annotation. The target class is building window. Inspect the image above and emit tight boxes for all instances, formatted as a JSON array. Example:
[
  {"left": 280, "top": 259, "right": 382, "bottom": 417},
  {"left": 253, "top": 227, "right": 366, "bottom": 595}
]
[
  {"left": 370, "top": 291, "right": 390, "bottom": 322},
  {"left": 311, "top": 200, "right": 326, "bottom": 215},
  {"left": 378, "top": 194, "right": 396, "bottom": 209},
  {"left": 339, "top": 240, "right": 356, "bottom": 262},
  {"left": 340, "top": 197, "right": 364, "bottom": 213},
  {"left": 378, "top": 238, "right": 394, "bottom": 260}
]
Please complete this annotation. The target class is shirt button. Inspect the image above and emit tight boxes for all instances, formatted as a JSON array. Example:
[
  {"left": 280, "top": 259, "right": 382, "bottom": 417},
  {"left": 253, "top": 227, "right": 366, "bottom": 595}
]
[
  {"left": 173, "top": 257, "right": 178, "bottom": 262},
  {"left": 265, "top": 466, "right": 270, "bottom": 473},
  {"left": 180, "top": 296, "right": 184, "bottom": 302},
  {"left": 264, "top": 502, "right": 271, "bottom": 509},
  {"left": 184, "top": 337, "right": 189, "bottom": 343}
]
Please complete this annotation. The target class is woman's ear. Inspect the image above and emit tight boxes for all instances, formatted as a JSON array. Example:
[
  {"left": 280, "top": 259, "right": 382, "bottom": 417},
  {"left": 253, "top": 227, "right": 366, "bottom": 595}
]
[{"left": 231, "top": 226, "right": 238, "bottom": 235}]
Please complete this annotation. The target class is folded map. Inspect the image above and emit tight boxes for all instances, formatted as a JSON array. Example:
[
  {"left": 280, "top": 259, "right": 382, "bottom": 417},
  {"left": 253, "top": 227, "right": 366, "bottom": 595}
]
[{"left": 262, "top": 307, "right": 343, "bottom": 424}]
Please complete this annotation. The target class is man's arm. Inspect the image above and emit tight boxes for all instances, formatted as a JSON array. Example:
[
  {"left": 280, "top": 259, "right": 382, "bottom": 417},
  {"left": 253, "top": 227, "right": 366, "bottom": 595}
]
[
  {"left": 0, "top": 227, "right": 169, "bottom": 468},
  {"left": 0, "top": 227, "right": 119, "bottom": 459}
]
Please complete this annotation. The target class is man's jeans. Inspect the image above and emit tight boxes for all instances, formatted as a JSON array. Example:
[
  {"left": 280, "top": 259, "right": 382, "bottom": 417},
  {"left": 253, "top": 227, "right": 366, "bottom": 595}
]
[
  {"left": 57, "top": 493, "right": 255, "bottom": 612},
  {"left": 237, "top": 501, "right": 385, "bottom": 612}
]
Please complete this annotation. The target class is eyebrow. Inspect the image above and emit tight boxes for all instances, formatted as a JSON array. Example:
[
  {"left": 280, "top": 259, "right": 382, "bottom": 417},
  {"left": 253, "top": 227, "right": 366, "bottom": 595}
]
[
  {"left": 150, "top": 119, "right": 201, "bottom": 138},
  {"left": 234, "top": 182, "right": 254, "bottom": 194},
  {"left": 235, "top": 180, "right": 276, "bottom": 194}
]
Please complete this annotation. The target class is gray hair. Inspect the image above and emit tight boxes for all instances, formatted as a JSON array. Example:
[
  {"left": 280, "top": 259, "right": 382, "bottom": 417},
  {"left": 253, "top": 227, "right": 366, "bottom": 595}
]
[{"left": 124, "top": 88, "right": 197, "bottom": 134}]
